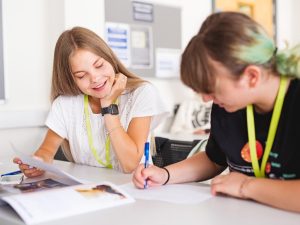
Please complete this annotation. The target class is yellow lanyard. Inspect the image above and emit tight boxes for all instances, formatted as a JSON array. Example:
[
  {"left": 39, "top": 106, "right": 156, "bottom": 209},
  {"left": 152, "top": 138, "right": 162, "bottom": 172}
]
[
  {"left": 84, "top": 95, "right": 112, "bottom": 169},
  {"left": 246, "top": 76, "right": 288, "bottom": 177}
]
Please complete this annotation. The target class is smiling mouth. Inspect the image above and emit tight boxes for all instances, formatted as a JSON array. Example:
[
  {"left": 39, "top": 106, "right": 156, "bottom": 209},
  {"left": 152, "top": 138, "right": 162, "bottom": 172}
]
[{"left": 92, "top": 81, "right": 107, "bottom": 90}]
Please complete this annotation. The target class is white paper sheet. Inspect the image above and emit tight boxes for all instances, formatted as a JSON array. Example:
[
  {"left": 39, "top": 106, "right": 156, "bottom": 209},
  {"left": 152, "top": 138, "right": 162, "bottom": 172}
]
[
  {"left": 12, "top": 146, "right": 82, "bottom": 185},
  {"left": 155, "top": 48, "right": 181, "bottom": 78},
  {"left": 120, "top": 182, "right": 212, "bottom": 204},
  {"left": 130, "top": 26, "right": 153, "bottom": 69}
]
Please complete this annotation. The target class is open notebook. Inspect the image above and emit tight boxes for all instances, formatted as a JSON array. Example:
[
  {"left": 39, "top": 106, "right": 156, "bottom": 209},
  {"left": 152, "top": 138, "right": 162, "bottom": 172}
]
[{"left": 0, "top": 150, "right": 134, "bottom": 224}]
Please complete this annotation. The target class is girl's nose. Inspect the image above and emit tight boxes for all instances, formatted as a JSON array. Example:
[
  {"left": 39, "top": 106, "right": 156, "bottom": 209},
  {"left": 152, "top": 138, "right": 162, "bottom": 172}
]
[{"left": 90, "top": 73, "right": 100, "bottom": 83}]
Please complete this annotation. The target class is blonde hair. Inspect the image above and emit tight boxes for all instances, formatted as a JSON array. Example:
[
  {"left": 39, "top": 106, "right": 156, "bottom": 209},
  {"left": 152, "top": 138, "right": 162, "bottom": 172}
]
[
  {"left": 51, "top": 26, "right": 145, "bottom": 101},
  {"left": 181, "top": 12, "right": 300, "bottom": 94}
]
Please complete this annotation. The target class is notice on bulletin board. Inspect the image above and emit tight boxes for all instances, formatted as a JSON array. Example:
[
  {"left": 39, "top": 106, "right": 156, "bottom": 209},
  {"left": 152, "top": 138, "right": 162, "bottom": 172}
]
[
  {"left": 105, "top": 22, "right": 131, "bottom": 67},
  {"left": 131, "top": 26, "right": 153, "bottom": 69},
  {"left": 155, "top": 48, "right": 181, "bottom": 78},
  {"left": 132, "top": 1, "right": 153, "bottom": 22}
]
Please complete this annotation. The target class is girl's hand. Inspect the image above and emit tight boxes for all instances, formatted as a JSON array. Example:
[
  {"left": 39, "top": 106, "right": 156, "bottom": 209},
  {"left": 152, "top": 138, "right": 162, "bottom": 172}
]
[
  {"left": 13, "top": 157, "right": 45, "bottom": 178},
  {"left": 210, "top": 172, "right": 253, "bottom": 199},
  {"left": 100, "top": 73, "right": 127, "bottom": 107},
  {"left": 132, "top": 164, "right": 169, "bottom": 189}
]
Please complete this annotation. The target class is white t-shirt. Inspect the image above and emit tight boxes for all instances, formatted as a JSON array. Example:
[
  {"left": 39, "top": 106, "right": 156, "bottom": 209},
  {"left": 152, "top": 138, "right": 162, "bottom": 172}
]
[
  {"left": 170, "top": 99, "right": 212, "bottom": 134},
  {"left": 46, "top": 83, "right": 168, "bottom": 171}
]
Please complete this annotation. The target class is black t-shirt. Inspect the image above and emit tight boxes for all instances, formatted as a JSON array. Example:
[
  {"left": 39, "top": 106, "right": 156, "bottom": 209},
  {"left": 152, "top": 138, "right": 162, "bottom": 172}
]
[{"left": 206, "top": 78, "right": 300, "bottom": 179}]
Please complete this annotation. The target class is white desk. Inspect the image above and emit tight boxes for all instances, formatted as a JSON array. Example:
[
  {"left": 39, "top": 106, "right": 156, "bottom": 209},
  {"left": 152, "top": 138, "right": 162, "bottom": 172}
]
[{"left": 1, "top": 160, "right": 300, "bottom": 225}]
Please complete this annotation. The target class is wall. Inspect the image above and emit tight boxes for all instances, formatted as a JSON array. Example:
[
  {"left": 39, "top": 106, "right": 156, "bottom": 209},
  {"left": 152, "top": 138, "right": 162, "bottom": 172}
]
[
  {"left": 0, "top": 0, "right": 209, "bottom": 159},
  {"left": 0, "top": 0, "right": 211, "bottom": 130},
  {"left": 0, "top": 126, "right": 47, "bottom": 159},
  {"left": 0, "top": 0, "right": 64, "bottom": 128},
  {"left": 0, "top": 0, "right": 300, "bottom": 158},
  {"left": 140, "top": 0, "right": 211, "bottom": 112},
  {"left": 64, "top": 0, "right": 105, "bottom": 35},
  {"left": 214, "top": 0, "right": 274, "bottom": 37},
  {"left": 276, "top": 0, "right": 300, "bottom": 47}
]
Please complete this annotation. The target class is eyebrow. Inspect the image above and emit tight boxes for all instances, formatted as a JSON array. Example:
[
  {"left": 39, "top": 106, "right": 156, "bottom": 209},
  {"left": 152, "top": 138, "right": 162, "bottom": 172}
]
[
  {"left": 73, "top": 70, "right": 85, "bottom": 76},
  {"left": 93, "top": 58, "right": 101, "bottom": 66}
]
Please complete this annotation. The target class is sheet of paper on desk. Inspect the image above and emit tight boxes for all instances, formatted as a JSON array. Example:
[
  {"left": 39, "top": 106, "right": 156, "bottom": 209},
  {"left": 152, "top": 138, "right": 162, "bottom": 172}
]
[
  {"left": 12, "top": 147, "right": 82, "bottom": 185},
  {"left": 121, "top": 183, "right": 212, "bottom": 204}
]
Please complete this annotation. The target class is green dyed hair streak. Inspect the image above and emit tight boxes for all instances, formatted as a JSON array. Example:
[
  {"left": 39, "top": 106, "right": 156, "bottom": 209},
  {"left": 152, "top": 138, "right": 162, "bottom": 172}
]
[
  {"left": 275, "top": 44, "right": 300, "bottom": 78},
  {"left": 237, "top": 28, "right": 275, "bottom": 65}
]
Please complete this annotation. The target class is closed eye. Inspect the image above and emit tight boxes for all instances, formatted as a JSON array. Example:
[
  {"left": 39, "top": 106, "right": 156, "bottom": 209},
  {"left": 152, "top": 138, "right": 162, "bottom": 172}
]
[
  {"left": 75, "top": 72, "right": 86, "bottom": 79},
  {"left": 95, "top": 62, "right": 103, "bottom": 68}
]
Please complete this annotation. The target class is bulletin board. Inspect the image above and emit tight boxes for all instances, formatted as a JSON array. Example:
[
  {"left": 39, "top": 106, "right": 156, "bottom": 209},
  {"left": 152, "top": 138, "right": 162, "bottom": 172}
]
[
  {"left": 0, "top": 0, "right": 5, "bottom": 102},
  {"left": 104, "top": 0, "right": 182, "bottom": 78}
]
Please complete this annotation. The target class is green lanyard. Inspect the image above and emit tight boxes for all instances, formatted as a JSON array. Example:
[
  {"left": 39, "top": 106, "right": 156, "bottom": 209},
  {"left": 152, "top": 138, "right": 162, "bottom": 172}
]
[
  {"left": 84, "top": 95, "right": 112, "bottom": 169},
  {"left": 246, "top": 76, "right": 288, "bottom": 177}
]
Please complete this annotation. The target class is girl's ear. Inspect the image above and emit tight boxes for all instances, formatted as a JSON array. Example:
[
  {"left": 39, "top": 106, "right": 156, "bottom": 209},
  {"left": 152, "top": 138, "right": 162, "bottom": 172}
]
[{"left": 240, "top": 65, "right": 261, "bottom": 88}]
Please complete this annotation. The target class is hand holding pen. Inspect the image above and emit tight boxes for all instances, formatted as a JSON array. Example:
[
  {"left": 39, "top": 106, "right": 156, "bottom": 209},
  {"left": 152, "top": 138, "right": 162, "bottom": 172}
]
[
  {"left": 144, "top": 142, "right": 150, "bottom": 189},
  {"left": 132, "top": 163, "right": 170, "bottom": 189}
]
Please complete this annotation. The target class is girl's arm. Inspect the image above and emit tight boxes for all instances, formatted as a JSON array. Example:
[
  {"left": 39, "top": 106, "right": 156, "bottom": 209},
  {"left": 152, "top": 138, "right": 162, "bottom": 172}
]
[
  {"left": 13, "top": 129, "right": 63, "bottom": 177},
  {"left": 104, "top": 114, "right": 151, "bottom": 173},
  {"left": 34, "top": 129, "right": 64, "bottom": 162},
  {"left": 165, "top": 151, "right": 225, "bottom": 184},
  {"left": 100, "top": 74, "right": 155, "bottom": 173},
  {"left": 211, "top": 172, "right": 300, "bottom": 212},
  {"left": 133, "top": 151, "right": 225, "bottom": 188},
  {"left": 243, "top": 177, "right": 300, "bottom": 212}
]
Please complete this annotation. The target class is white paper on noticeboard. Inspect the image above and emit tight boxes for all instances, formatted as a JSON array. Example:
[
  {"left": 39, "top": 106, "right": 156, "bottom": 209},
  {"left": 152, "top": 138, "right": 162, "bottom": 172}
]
[
  {"left": 155, "top": 48, "right": 181, "bottom": 78},
  {"left": 105, "top": 22, "right": 131, "bottom": 67}
]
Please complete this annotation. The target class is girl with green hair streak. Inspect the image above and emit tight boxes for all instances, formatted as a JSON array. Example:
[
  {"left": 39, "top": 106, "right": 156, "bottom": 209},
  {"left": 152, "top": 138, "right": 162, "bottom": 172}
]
[{"left": 133, "top": 12, "right": 300, "bottom": 212}]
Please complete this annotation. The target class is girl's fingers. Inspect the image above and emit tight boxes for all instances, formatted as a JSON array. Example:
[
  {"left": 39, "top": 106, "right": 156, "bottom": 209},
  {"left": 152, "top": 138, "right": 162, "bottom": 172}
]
[
  {"left": 133, "top": 164, "right": 151, "bottom": 189},
  {"left": 19, "top": 164, "right": 33, "bottom": 171},
  {"left": 30, "top": 170, "right": 45, "bottom": 177},
  {"left": 211, "top": 183, "right": 226, "bottom": 196},
  {"left": 24, "top": 169, "right": 44, "bottom": 178},
  {"left": 133, "top": 174, "right": 146, "bottom": 189},
  {"left": 211, "top": 174, "right": 226, "bottom": 185},
  {"left": 24, "top": 168, "right": 37, "bottom": 175},
  {"left": 146, "top": 180, "right": 162, "bottom": 188},
  {"left": 132, "top": 176, "right": 144, "bottom": 189},
  {"left": 134, "top": 164, "right": 145, "bottom": 179},
  {"left": 13, "top": 157, "right": 22, "bottom": 164},
  {"left": 19, "top": 164, "right": 28, "bottom": 170},
  {"left": 115, "top": 73, "right": 127, "bottom": 86},
  {"left": 14, "top": 156, "right": 44, "bottom": 178}
]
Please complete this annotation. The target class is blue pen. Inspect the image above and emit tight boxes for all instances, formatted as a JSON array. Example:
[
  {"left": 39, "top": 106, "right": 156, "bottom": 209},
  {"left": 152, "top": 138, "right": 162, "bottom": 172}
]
[
  {"left": 144, "top": 142, "right": 150, "bottom": 189},
  {"left": 1, "top": 170, "right": 22, "bottom": 177}
]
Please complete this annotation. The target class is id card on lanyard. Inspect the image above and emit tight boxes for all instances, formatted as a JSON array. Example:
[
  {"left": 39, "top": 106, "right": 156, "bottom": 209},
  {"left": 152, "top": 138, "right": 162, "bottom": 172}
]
[{"left": 246, "top": 76, "right": 288, "bottom": 177}]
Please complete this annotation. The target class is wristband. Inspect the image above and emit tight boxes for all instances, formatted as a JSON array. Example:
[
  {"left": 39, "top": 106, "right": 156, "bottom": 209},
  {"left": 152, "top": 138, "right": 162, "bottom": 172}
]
[
  {"left": 162, "top": 167, "right": 170, "bottom": 185},
  {"left": 106, "top": 126, "right": 123, "bottom": 136}
]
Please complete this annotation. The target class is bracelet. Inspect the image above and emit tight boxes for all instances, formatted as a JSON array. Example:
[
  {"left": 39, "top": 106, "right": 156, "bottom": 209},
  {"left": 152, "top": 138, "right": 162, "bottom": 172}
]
[
  {"left": 239, "top": 177, "right": 253, "bottom": 199},
  {"left": 106, "top": 126, "right": 123, "bottom": 136},
  {"left": 162, "top": 167, "right": 170, "bottom": 185}
]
